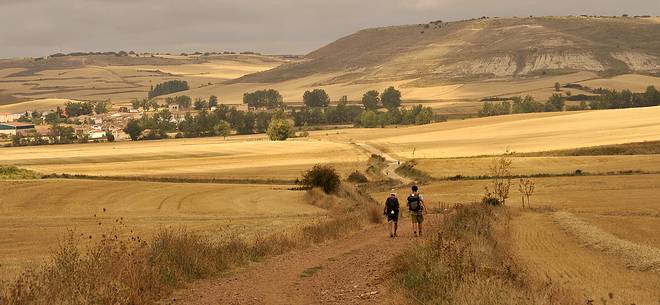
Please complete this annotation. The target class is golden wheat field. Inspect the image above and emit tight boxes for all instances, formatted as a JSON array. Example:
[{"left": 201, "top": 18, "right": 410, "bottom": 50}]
[
  {"left": 0, "top": 136, "right": 368, "bottom": 180},
  {"left": 380, "top": 174, "right": 660, "bottom": 304},
  {"left": 0, "top": 179, "right": 324, "bottom": 277}
]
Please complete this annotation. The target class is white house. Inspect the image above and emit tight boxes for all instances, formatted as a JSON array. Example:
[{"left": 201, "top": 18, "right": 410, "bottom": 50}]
[{"left": 0, "top": 113, "right": 12, "bottom": 123}]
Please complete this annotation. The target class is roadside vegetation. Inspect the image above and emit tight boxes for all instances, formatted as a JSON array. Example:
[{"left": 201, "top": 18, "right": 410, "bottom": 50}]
[
  {"left": 0, "top": 165, "right": 379, "bottom": 305},
  {"left": 0, "top": 166, "right": 40, "bottom": 180},
  {"left": 393, "top": 203, "right": 577, "bottom": 304}
]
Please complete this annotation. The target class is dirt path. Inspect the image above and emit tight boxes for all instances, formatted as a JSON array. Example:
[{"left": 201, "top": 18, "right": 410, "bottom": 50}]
[
  {"left": 165, "top": 218, "right": 434, "bottom": 305},
  {"left": 510, "top": 212, "right": 660, "bottom": 304},
  {"left": 353, "top": 142, "right": 413, "bottom": 185}
]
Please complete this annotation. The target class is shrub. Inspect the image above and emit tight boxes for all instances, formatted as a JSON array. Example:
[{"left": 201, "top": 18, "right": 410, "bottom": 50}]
[
  {"left": 0, "top": 166, "right": 40, "bottom": 180},
  {"left": 300, "top": 164, "right": 341, "bottom": 194},
  {"left": 267, "top": 118, "right": 294, "bottom": 141},
  {"left": 346, "top": 171, "right": 368, "bottom": 183}
]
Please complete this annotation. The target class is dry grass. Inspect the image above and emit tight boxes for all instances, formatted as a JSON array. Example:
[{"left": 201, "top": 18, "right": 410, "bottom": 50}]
[
  {"left": 0, "top": 179, "right": 325, "bottom": 275},
  {"left": 393, "top": 203, "right": 577, "bottom": 305},
  {"left": 0, "top": 184, "right": 374, "bottom": 305},
  {"left": 553, "top": 211, "right": 660, "bottom": 272},
  {"left": 0, "top": 166, "right": 40, "bottom": 180}
]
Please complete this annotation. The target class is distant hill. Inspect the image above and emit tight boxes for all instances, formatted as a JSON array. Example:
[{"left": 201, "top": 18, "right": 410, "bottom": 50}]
[{"left": 234, "top": 16, "right": 660, "bottom": 86}]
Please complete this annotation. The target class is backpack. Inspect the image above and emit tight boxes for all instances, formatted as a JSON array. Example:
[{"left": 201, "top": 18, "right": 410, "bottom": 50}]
[
  {"left": 385, "top": 197, "right": 399, "bottom": 213},
  {"left": 408, "top": 194, "right": 421, "bottom": 212}
]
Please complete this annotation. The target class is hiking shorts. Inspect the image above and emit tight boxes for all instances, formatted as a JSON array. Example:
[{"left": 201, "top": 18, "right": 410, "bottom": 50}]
[
  {"left": 410, "top": 212, "right": 424, "bottom": 224},
  {"left": 387, "top": 213, "right": 399, "bottom": 223}
]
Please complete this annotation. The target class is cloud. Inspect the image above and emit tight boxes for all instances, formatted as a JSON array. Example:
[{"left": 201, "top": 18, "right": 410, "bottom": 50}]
[{"left": 0, "top": 0, "right": 658, "bottom": 58}]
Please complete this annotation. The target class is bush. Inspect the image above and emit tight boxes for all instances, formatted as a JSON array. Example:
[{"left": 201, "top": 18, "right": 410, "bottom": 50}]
[
  {"left": 267, "top": 118, "right": 294, "bottom": 141},
  {"left": 300, "top": 164, "right": 341, "bottom": 194},
  {"left": 346, "top": 171, "right": 368, "bottom": 183}
]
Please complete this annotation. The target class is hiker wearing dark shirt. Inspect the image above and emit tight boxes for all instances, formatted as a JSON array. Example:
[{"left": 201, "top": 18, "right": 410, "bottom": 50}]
[
  {"left": 407, "top": 185, "right": 426, "bottom": 237},
  {"left": 384, "top": 191, "right": 399, "bottom": 238}
]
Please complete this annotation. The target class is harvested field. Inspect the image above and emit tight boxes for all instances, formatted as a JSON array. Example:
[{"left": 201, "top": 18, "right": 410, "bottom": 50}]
[
  {"left": 415, "top": 155, "right": 660, "bottom": 178},
  {"left": 313, "top": 106, "right": 660, "bottom": 158},
  {"left": 553, "top": 211, "right": 660, "bottom": 272},
  {"left": 0, "top": 137, "right": 368, "bottom": 180},
  {"left": 0, "top": 179, "right": 324, "bottom": 277},
  {"left": 510, "top": 212, "right": 660, "bottom": 304}
]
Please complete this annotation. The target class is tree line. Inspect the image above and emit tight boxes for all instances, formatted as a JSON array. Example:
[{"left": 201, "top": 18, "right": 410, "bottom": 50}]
[
  {"left": 148, "top": 80, "right": 190, "bottom": 99},
  {"left": 479, "top": 86, "right": 660, "bottom": 117}
]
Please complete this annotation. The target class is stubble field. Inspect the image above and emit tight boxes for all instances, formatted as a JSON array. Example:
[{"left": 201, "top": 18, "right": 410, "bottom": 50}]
[{"left": 1, "top": 106, "right": 660, "bottom": 303}]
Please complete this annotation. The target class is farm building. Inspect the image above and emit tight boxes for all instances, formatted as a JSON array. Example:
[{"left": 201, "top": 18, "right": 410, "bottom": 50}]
[
  {"left": 0, "top": 113, "right": 20, "bottom": 123},
  {"left": 0, "top": 122, "right": 36, "bottom": 135}
]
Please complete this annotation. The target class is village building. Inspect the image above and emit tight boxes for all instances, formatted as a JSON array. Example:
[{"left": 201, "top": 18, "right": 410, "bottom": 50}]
[{"left": 0, "top": 122, "right": 36, "bottom": 135}]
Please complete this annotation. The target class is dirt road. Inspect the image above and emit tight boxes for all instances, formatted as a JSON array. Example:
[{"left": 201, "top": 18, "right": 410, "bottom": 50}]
[
  {"left": 353, "top": 142, "right": 413, "bottom": 185},
  {"left": 165, "top": 220, "right": 431, "bottom": 305}
]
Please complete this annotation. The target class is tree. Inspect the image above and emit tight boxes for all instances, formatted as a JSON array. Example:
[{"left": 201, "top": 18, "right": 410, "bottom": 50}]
[
  {"left": 381, "top": 87, "right": 402, "bottom": 110},
  {"left": 214, "top": 120, "right": 231, "bottom": 139},
  {"left": 484, "top": 155, "right": 513, "bottom": 205},
  {"left": 123, "top": 119, "right": 144, "bottom": 141},
  {"left": 546, "top": 93, "right": 565, "bottom": 112},
  {"left": 148, "top": 80, "right": 189, "bottom": 99},
  {"left": 194, "top": 98, "right": 209, "bottom": 110},
  {"left": 243, "top": 89, "right": 284, "bottom": 109},
  {"left": 267, "top": 118, "right": 294, "bottom": 141},
  {"left": 303, "top": 89, "right": 330, "bottom": 107},
  {"left": 255, "top": 112, "right": 272, "bottom": 133},
  {"left": 175, "top": 96, "right": 192, "bottom": 109},
  {"left": 49, "top": 123, "right": 75, "bottom": 144},
  {"left": 414, "top": 107, "right": 433, "bottom": 125},
  {"left": 518, "top": 178, "right": 535, "bottom": 208},
  {"left": 360, "top": 110, "right": 379, "bottom": 128},
  {"left": 95, "top": 101, "right": 110, "bottom": 114},
  {"left": 300, "top": 164, "right": 341, "bottom": 194},
  {"left": 209, "top": 95, "right": 219, "bottom": 108},
  {"left": 554, "top": 82, "right": 561, "bottom": 92},
  {"left": 361, "top": 90, "right": 380, "bottom": 110}
]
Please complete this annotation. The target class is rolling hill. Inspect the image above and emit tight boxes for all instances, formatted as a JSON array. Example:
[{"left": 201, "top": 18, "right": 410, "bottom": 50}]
[{"left": 235, "top": 16, "right": 660, "bottom": 85}]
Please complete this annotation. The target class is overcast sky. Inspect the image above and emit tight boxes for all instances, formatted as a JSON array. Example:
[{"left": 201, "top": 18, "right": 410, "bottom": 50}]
[{"left": 1, "top": 0, "right": 658, "bottom": 58}]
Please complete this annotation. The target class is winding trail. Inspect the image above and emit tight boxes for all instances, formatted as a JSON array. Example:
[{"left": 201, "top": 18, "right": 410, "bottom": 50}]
[
  {"left": 164, "top": 220, "right": 436, "bottom": 305},
  {"left": 353, "top": 142, "right": 413, "bottom": 185}
]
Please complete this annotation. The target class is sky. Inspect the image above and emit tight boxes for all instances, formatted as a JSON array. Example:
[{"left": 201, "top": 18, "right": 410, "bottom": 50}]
[{"left": 1, "top": 0, "right": 658, "bottom": 58}]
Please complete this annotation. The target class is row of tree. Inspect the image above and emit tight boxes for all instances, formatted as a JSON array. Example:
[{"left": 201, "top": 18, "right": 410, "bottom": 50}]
[
  {"left": 122, "top": 106, "right": 282, "bottom": 141},
  {"left": 148, "top": 80, "right": 189, "bottom": 99},
  {"left": 64, "top": 101, "right": 110, "bottom": 117},
  {"left": 479, "top": 86, "right": 660, "bottom": 117}
]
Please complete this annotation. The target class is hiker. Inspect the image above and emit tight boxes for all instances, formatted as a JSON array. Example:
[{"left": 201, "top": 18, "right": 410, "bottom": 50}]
[
  {"left": 384, "top": 191, "right": 399, "bottom": 238},
  {"left": 407, "top": 185, "right": 426, "bottom": 237}
]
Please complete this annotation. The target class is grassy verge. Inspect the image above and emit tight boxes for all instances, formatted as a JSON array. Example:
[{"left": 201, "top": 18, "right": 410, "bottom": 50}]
[
  {"left": 395, "top": 160, "right": 431, "bottom": 183},
  {"left": 395, "top": 161, "right": 656, "bottom": 182},
  {"left": 0, "top": 166, "right": 40, "bottom": 180},
  {"left": 0, "top": 185, "right": 376, "bottom": 305},
  {"left": 393, "top": 203, "right": 577, "bottom": 305}
]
